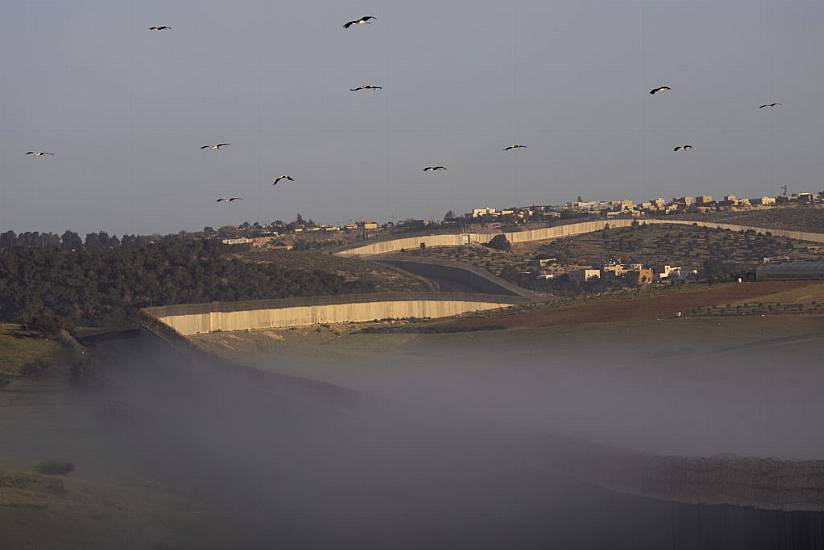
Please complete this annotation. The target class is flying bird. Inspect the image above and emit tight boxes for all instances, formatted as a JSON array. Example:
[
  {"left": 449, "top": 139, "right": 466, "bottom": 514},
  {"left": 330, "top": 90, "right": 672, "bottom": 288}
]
[
  {"left": 759, "top": 102, "right": 782, "bottom": 109},
  {"left": 149, "top": 26, "right": 172, "bottom": 31},
  {"left": 650, "top": 86, "right": 671, "bottom": 95},
  {"left": 503, "top": 144, "right": 527, "bottom": 151},
  {"left": 216, "top": 197, "right": 242, "bottom": 203},
  {"left": 273, "top": 175, "right": 295, "bottom": 186},
  {"left": 343, "top": 16, "right": 376, "bottom": 29},
  {"left": 201, "top": 143, "right": 230, "bottom": 150},
  {"left": 350, "top": 85, "right": 383, "bottom": 92},
  {"left": 26, "top": 151, "right": 54, "bottom": 157},
  {"left": 674, "top": 145, "right": 693, "bottom": 151},
  {"left": 423, "top": 166, "right": 447, "bottom": 172}
]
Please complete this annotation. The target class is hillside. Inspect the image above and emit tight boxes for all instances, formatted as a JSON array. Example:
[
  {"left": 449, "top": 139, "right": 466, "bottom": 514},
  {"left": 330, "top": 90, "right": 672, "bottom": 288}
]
[
  {"left": 673, "top": 205, "right": 824, "bottom": 233},
  {"left": 233, "top": 249, "right": 433, "bottom": 293},
  {"left": 0, "top": 236, "right": 377, "bottom": 327},
  {"left": 0, "top": 324, "right": 71, "bottom": 378},
  {"left": 392, "top": 224, "right": 811, "bottom": 284},
  {"left": 526, "top": 224, "right": 801, "bottom": 270}
]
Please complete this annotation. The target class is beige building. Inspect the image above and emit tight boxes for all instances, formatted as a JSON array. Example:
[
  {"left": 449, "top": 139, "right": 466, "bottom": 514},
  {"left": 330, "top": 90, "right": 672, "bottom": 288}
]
[
  {"left": 221, "top": 237, "right": 253, "bottom": 246},
  {"left": 472, "top": 207, "right": 498, "bottom": 218},
  {"left": 603, "top": 263, "right": 627, "bottom": 278},
  {"left": 695, "top": 195, "right": 714, "bottom": 205},
  {"left": 657, "top": 265, "right": 682, "bottom": 281},
  {"left": 609, "top": 199, "right": 635, "bottom": 211},
  {"left": 573, "top": 268, "right": 601, "bottom": 282},
  {"left": 627, "top": 266, "right": 654, "bottom": 285},
  {"left": 752, "top": 196, "right": 776, "bottom": 206}
]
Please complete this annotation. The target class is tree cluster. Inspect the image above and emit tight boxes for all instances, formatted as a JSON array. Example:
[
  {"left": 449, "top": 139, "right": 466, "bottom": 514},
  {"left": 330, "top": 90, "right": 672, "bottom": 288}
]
[{"left": 0, "top": 231, "right": 373, "bottom": 327}]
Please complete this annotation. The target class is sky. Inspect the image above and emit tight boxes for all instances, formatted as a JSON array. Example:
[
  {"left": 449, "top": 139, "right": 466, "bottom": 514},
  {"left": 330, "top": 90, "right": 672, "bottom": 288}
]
[{"left": 1, "top": 0, "right": 823, "bottom": 235}]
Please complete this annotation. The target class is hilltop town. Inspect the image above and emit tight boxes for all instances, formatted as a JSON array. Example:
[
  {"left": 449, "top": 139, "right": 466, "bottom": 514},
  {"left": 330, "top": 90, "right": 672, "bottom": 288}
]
[
  {"left": 198, "top": 190, "right": 824, "bottom": 297},
  {"left": 211, "top": 189, "right": 824, "bottom": 248}
]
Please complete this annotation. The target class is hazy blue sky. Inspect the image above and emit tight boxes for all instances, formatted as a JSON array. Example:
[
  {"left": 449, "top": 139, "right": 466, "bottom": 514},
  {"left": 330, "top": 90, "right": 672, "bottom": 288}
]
[{"left": 1, "top": 0, "right": 823, "bottom": 235}]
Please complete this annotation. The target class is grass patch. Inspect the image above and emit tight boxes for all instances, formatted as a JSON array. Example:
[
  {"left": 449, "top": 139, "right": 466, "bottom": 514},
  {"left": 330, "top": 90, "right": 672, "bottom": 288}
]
[{"left": 0, "top": 324, "right": 68, "bottom": 377}]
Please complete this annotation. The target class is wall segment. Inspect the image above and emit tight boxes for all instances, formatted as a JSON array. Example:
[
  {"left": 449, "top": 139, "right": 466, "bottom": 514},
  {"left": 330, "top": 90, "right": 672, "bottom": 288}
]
[
  {"left": 335, "top": 219, "right": 824, "bottom": 257},
  {"left": 141, "top": 292, "right": 527, "bottom": 336}
]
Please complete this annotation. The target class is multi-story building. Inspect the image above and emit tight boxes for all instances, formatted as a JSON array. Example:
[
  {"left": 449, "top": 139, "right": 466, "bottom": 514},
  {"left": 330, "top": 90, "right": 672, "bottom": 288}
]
[{"left": 471, "top": 207, "right": 498, "bottom": 218}]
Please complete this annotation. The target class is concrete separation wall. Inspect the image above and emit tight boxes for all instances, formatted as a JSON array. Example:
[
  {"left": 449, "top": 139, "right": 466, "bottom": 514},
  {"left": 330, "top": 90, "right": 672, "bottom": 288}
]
[
  {"left": 141, "top": 292, "right": 527, "bottom": 336},
  {"left": 335, "top": 219, "right": 824, "bottom": 257}
]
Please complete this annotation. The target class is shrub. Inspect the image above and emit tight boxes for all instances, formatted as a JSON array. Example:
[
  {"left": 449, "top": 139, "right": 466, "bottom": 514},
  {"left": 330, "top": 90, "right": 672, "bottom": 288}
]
[
  {"left": 22, "top": 313, "right": 74, "bottom": 337},
  {"left": 35, "top": 460, "right": 75, "bottom": 476},
  {"left": 486, "top": 234, "right": 512, "bottom": 252}
]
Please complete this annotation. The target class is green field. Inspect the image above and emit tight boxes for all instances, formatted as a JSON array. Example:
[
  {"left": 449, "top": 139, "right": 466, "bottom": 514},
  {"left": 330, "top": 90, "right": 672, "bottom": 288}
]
[{"left": 0, "top": 324, "right": 69, "bottom": 377}]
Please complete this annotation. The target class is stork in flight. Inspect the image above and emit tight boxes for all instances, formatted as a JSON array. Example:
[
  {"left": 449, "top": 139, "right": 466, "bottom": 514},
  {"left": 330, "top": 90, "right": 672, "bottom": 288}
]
[
  {"left": 216, "top": 197, "right": 242, "bottom": 203},
  {"left": 273, "top": 175, "right": 295, "bottom": 186},
  {"left": 759, "top": 102, "right": 782, "bottom": 109},
  {"left": 423, "top": 166, "right": 447, "bottom": 172},
  {"left": 674, "top": 145, "right": 693, "bottom": 152},
  {"left": 343, "top": 16, "right": 376, "bottom": 29},
  {"left": 26, "top": 151, "right": 54, "bottom": 157},
  {"left": 650, "top": 86, "right": 671, "bottom": 95},
  {"left": 350, "top": 85, "right": 383, "bottom": 92},
  {"left": 201, "top": 143, "right": 230, "bottom": 150},
  {"left": 503, "top": 144, "right": 527, "bottom": 151},
  {"left": 149, "top": 26, "right": 172, "bottom": 31}
]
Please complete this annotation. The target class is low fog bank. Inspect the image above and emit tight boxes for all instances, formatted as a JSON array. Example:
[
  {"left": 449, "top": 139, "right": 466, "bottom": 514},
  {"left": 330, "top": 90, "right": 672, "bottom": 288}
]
[
  {"left": 253, "top": 319, "right": 824, "bottom": 459},
  {"left": 76, "top": 326, "right": 824, "bottom": 548}
]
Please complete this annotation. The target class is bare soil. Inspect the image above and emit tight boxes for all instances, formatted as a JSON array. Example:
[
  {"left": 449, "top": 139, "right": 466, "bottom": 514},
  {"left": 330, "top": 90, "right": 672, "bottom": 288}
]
[{"left": 427, "top": 281, "right": 818, "bottom": 330}]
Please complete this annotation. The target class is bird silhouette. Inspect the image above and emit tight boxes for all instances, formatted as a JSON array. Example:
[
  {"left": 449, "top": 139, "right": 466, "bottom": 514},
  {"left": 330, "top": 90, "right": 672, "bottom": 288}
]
[
  {"left": 216, "top": 197, "right": 242, "bottom": 203},
  {"left": 674, "top": 145, "right": 693, "bottom": 152},
  {"left": 759, "top": 102, "right": 782, "bottom": 109},
  {"left": 343, "top": 16, "right": 376, "bottom": 29},
  {"left": 350, "top": 85, "right": 383, "bottom": 92},
  {"left": 149, "top": 26, "right": 172, "bottom": 31},
  {"left": 26, "top": 151, "right": 54, "bottom": 157},
  {"left": 503, "top": 144, "right": 527, "bottom": 151},
  {"left": 201, "top": 143, "right": 230, "bottom": 150},
  {"left": 650, "top": 86, "right": 672, "bottom": 95},
  {"left": 273, "top": 175, "right": 295, "bottom": 186},
  {"left": 423, "top": 166, "right": 447, "bottom": 172}
]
